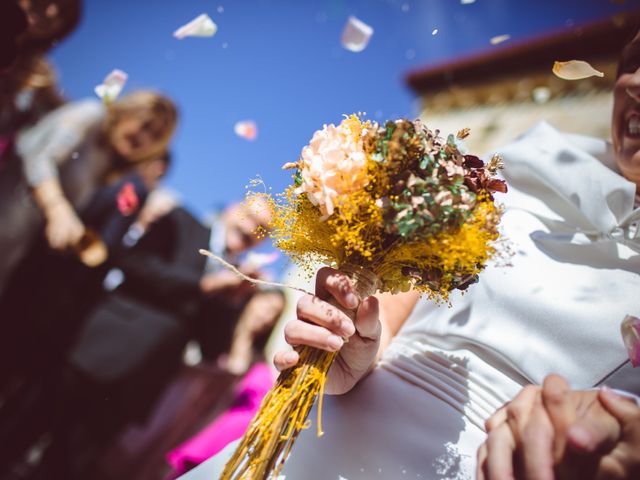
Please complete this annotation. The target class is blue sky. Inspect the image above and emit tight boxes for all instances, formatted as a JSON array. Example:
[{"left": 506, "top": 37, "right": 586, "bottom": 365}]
[{"left": 51, "top": 0, "right": 635, "bottom": 219}]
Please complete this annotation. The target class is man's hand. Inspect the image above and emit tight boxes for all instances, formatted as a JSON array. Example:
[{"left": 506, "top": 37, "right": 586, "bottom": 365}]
[
  {"left": 272, "top": 267, "right": 381, "bottom": 395},
  {"left": 477, "top": 374, "right": 634, "bottom": 480},
  {"left": 45, "top": 202, "right": 85, "bottom": 250}
]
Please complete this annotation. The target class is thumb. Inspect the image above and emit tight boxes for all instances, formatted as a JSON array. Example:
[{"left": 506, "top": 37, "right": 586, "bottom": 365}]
[
  {"left": 354, "top": 296, "right": 380, "bottom": 341},
  {"left": 567, "top": 391, "right": 622, "bottom": 455},
  {"left": 599, "top": 386, "right": 640, "bottom": 425}
]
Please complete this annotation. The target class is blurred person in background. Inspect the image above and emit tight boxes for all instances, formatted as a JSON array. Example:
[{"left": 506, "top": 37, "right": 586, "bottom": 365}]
[
  {"left": 87, "top": 288, "right": 285, "bottom": 480},
  {"left": 0, "top": 149, "right": 173, "bottom": 478},
  {"left": 0, "top": 0, "right": 82, "bottom": 168},
  {"left": 0, "top": 90, "right": 178, "bottom": 295},
  {"left": 165, "top": 288, "right": 286, "bottom": 479},
  {"left": 18, "top": 196, "right": 274, "bottom": 479}
]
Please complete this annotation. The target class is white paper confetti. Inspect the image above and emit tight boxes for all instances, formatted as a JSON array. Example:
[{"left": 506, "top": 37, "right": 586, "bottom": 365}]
[
  {"left": 490, "top": 34, "right": 511, "bottom": 45},
  {"left": 341, "top": 16, "right": 374, "bottom": 53},
  {"left": 94, "top": 69, "right": 128, "bottom": 104},
  {"left": 461, "top": 0, "right": 476, "bottom": 4},
  {"left": 234, "top": 120, "right": 258, "bottom": 141},
  {"left": 173, "top": 13, "right": 218, "bottom": 39},
  {"left": 552, "top": 60, "right": 604, "bottom": 80},
  {"left": 243, "top": 251, "right": 279, "bottom": 270},
  {"left": 432, "top": 28, "right": 439, "bottom": 35}
]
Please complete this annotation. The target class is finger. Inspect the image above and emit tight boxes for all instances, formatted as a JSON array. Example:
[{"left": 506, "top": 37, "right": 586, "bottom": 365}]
[
  {"left": 485, "top": 406, "right": 508, "bottom": 433},
  {"left": 315, "top": 267, "right": 359, "bottom": 311},
  {"left": 486, "top": 423, "right": 516, "bottom": 480},
  {"left": 273, "top": 350, "right": 299, "bottom": 372},
  {"left": 353, "top": 296, "right": 380, "bottom": 341},
  {"left": 564, "top": 388, "right": 627, "bottom": 455},
  {"left": 284, "top": 319, "right": 344, "bottom": 352},
  {"left": 599, "top": 386, "right": 640, "bottom": 425},
  {"left": 542, "top": 374, "right": 575, "bottom": 460},
  {"left": 505, "top": 385, "right": 539, "bottom": 444},
  {"left": 476, "top": 444, "right": 488, "bottom": 480},
  {"left": 521, "top": 395, "right": 555, "bottom": 480},
  {"left": 296, "top": 294, "right": 356, "bottom": 338}
]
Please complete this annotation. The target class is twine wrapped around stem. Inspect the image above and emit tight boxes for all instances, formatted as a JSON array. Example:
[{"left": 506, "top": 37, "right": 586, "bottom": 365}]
[{"left": 219, "top": 262, "right": 378, "bottom": 480}]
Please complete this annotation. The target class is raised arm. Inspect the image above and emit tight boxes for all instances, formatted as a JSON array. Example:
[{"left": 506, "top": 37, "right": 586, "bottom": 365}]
[{"left": 17, "top": 99, "right": 104, "bottom": 250}]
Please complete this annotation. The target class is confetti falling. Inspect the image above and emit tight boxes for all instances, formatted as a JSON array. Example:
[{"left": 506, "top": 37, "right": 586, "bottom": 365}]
[
  {"left": 461, "top": 0, "right": 476, "bottom": 4},
  {"left": 173, "top": 13, "right": 217, "bottom": 39},
  {"left": 552, "top": 60, "right": 604, "bottom": 80},
  {"left": 234, "top": 120, "right": 258, "bottom": 141},
  {"left": 243, "top": 251, "right": 280, "bottom": 270},
  {"left": 94, "top": 69, "right": 128, "bottom": 104},
  {"left": 490, "top": 34, "right": 511, "bottom": 45},
  {"left": 341, "top": 16, "right": 374, "bottom": 53},
  {"left": 432, "top": 28, "right": 439, "bottom": 35}
]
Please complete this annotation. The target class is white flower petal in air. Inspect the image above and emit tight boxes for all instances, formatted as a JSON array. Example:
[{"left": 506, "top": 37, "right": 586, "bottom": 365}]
[
  {"left": 490, "top": 34, "right": 511, "bottom": 45},
  {"left": 552, "top": 60, "right": 604, "bottom": 80},
  {"left": 243, "top": 252, "right": 280, "bottom": 270},
  {"left": 341, "top": 16, "right": 374, "bottom": 53},
  {"left": 173, "top": 14, "right": 218, "bottom": 39},
  {"left": 94, "top": 69, "right": 128, "bottom": 104},
  {"left": 234, "top": 120, "right": 258, "bottom": 141}
]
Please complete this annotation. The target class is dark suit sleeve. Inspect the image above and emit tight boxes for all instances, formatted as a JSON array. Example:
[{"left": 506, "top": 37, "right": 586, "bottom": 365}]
[{"left": 116, "top": 210, "right": 204, "bottom": 314}]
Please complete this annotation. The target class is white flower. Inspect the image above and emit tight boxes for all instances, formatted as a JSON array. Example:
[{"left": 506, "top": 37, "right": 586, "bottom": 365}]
[{"left": 297, "top": 118, "right": 368, "bottom": 218}]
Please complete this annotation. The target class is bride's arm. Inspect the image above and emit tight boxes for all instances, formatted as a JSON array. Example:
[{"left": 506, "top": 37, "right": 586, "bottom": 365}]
[{"left": 376, "top": 290, "right": 420, "bottom": 360}]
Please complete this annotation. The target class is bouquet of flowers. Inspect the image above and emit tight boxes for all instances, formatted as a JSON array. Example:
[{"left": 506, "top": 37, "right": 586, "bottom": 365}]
[{"left": 221, "top": 115, "right": 507, "bottom": 479}]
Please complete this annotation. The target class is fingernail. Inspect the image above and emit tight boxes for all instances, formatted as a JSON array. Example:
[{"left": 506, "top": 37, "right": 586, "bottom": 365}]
[
  {"left": 342, "top": 320, "right": 355, "bottom": 337},
  {"left": 284, "top": 351, "right": 298, "bottom": 363},
  {"left": 327, "top": 335, "right": 344, "bottom": 351},
  {"left": 346, "top": 293, "right": 359, "bottom": 309},
  {"left": 600, "top": 385, "right": 620, "bottom": 399}
]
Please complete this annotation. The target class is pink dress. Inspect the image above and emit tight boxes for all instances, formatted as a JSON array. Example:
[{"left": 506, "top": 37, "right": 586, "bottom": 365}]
[{"left": 166, "top": 363, "right": 274, "bottom": 476}]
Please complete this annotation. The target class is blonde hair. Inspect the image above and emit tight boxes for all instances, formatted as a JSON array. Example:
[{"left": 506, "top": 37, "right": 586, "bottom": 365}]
[{"left": 105, "top": 91, "right": 178, "bottom": 163}]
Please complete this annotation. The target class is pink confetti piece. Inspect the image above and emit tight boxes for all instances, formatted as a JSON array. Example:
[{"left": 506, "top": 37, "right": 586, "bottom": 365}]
[
  {"left": 234, "top": 120, "right": 258, "bottom": 141},
  {"left": 94, "top": 69, "right": 128, "bottom": 104},
  {"left": 621, "top": 315, "right": 640, "bottom": 367},
  {"left": 173, "top": 13, "right": 217, "bottom": 39},
  {"left": 116, "top": 182, "right": 139, "bottom": 216},
  {"left": 341, "top": 16, "right": 374, "bottom": 53}
]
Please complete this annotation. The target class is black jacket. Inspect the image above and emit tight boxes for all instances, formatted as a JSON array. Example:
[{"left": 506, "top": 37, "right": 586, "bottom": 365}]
[{"left": 69, "top": 207, "right": 242, "bottom": 401}]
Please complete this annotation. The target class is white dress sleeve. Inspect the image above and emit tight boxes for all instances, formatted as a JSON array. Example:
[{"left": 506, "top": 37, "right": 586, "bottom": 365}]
[{"left": 16, "top": 99, "right": 105, "bottom": 187}]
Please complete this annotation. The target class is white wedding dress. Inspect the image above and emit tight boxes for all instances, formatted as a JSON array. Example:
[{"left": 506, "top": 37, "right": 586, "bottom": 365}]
[{"left": 182, "top": 123, "right": 640, "bottom": 480}]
